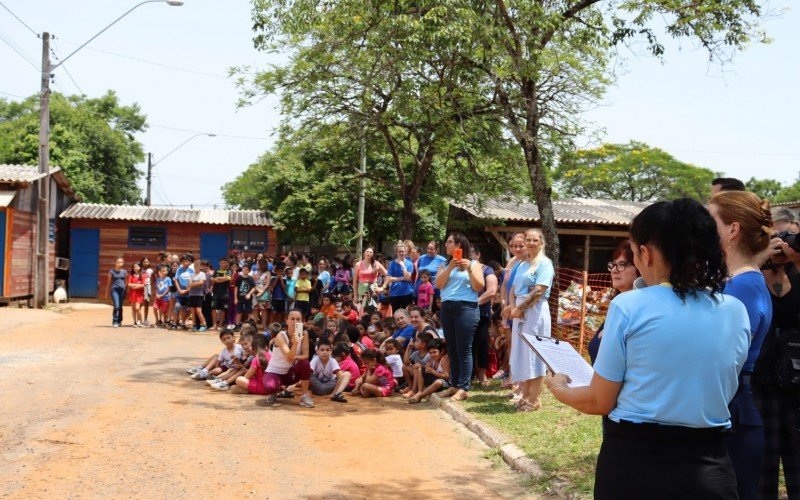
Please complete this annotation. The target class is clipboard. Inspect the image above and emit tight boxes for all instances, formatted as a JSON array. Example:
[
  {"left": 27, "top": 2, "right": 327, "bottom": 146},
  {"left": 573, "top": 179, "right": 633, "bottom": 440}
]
[{"left": 516, "top": 324, "right": 594, "bottom": 388}]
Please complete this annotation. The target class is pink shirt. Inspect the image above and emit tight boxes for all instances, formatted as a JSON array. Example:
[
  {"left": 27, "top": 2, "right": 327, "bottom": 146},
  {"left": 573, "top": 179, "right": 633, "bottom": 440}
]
[
  {"left": 373, "top": 364, "right": 395, "bottom": 389},
  {"left": 357, "top": 261, "right": 378, "bottom": 283},
  {"left": 417, "top": 282, "right": 434, "bottom": 309},
  {"left": 339, "top": 356, "right": 362, "bottom": 385}
]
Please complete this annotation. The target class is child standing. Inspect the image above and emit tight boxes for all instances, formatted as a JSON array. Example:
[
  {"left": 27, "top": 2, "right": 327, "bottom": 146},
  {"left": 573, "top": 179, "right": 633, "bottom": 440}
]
[
  {"left": 141, "top": 257, "right": 154, "bottom": 326},
  {"left": 105, "top": 257, "right": 127, "bottom": 327},
  {"left": 309, "top": 338, "right": 352, "bottom": 403},
  {"left": 294, "top": 267, "right": 312, "bottom": 320},
  {"left": 211, "top": 258, "right": 231, "bottom": 330},
  {"left": 127, "top": 262, "right": 146, "bottom": 327},
  {"left": 188, "top": 259, "right": 208, "bottom": 332},
  {"left": 416, "top": 270, "right": 435, "bottom": 311},
  {"left": 351, "top": 349, "right": 395, "bottom": 398},
  {"left": 234, "top": 265, "right": 256, "bottom": 328},
  {"left": 173, "top": 255, "right": 195, "bottom": 330},
  {"left": 154, "top": 265, "right": 172, "bottom": 327}
]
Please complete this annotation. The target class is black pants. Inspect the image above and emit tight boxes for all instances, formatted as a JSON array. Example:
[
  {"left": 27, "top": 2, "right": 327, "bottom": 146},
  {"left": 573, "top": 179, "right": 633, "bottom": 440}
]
[
  {"left": 726, "top": 380, "right": 765, "bottom": 500},
  {"left": 754, "top": 385, "right": 800, "bottom": 500},
  {"left": 472, "top": 315, "right": 490, "bottom": 371},
  {"left": 595, "top": 419, "right": 737, "bottom": 499},
  {"left": 389, "top": 294, "right": 413, "bottom": 311}
]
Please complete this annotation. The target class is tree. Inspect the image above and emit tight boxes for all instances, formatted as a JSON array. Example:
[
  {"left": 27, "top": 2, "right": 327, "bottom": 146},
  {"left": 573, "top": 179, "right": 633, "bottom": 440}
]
[
  {"left": 554, "top": 141, "right": 716, "bottom": 201},
  {"left": 774, "top": 177, "right": 800, "bottom": 204},
  {"left": 746, "top": 177, "right": 784, "bottom": 200},
  {"left": 244, "top": 0, "right": 528, "bottom": 240},
  {"left": 0, "top": 91, "right": 147, "bottom": 204}
]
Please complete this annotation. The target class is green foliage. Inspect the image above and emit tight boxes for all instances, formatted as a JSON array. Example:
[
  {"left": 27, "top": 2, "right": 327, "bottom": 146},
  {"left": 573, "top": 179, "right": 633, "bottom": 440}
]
[
  {"left": 774, "top": 177, "right": 800, "bottom": 204},
  {"left": 747, "top": 177, "right": 788, "bottom": 201},
  {"left": 554, "top": 141, "right": 716, "bottom": 201},
  {"left": 0, "top": 91, "right": 146, "bottom": 204}
]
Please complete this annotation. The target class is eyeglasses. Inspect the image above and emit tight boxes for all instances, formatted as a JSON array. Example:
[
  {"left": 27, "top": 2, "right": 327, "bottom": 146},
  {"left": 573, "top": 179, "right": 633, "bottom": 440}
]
[{"left": 607, "top": 261, "right": 631, "bottom": 272}]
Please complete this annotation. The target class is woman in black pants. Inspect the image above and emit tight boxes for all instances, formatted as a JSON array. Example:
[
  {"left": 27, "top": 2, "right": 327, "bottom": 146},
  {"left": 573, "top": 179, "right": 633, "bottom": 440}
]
[
  {"left": 469, "top": 244, "right": 498, "bottom": 386},
  {"left": 436, "top": 232, "right": 485, "bottom": 401}
]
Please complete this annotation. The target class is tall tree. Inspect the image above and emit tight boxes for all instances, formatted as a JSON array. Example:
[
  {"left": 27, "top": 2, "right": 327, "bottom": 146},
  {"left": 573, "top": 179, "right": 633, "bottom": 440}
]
[
  {"left": 0, "top": 91, "right": 147, "bottom": 204},
  {"left": 244, "top": 0, "right": 526, "bottom": 239},
  {"left": 554, "top": 141, "right": 716, "bottom": 201},
  {"left": 746, "top": 177, "right": 784, "bottom": 200}
]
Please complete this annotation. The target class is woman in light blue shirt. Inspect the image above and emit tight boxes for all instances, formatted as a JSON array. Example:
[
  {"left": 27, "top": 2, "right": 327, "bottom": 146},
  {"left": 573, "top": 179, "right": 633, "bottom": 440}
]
[
  {"left": 436, "top": 232, "right": 485, "bottom": 400},
  {"left": 545, "top": 198, "right": 750, "bottom": 499}
]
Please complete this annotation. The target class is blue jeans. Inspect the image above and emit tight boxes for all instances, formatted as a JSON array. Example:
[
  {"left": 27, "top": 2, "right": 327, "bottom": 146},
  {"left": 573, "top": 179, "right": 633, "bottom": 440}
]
[
  {"left": 440, "top": 300, "right": 479, "bottom": 391},
  {"left": 111, "top": 287, "right": 126, "bottom": 325}
]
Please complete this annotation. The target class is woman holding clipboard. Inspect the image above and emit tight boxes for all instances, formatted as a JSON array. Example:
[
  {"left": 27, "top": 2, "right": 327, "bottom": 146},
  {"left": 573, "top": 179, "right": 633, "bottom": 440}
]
[
  {"left": 501, "top": 228, "right": 555, "bottom": 412},
  {"left": 544, "top": 199, "right": 750, "bottom": 498}
]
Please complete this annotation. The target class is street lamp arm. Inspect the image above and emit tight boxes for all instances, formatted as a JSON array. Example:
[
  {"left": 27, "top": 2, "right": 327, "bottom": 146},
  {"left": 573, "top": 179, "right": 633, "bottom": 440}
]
[
  {"left": 52, "top": 0, "right": 182, "bottom": 70},
  {"left": 152, "top": 133, "right": 216, "bottom": 168}
]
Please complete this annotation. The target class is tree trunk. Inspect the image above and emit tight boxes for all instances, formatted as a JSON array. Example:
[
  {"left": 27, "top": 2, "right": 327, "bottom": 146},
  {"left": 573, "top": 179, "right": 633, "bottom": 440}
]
[
  {"left": 398, "top": 202, "right": 417, "bottom": 241},
  {"left": 522, "top": 141, "right": 560, "bottom": 265}
]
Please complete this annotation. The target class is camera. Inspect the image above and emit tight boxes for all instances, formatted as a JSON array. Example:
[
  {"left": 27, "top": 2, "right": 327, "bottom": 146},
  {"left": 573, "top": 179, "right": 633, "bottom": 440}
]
[{"left": 776, "top": 231, "right": 800, "bottom": 253}]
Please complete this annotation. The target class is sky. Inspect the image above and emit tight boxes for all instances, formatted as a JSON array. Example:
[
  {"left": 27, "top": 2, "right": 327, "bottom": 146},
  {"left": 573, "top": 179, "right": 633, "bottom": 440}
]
[{"left": 0, "top": 1, "right": 798, "bottom": 208}]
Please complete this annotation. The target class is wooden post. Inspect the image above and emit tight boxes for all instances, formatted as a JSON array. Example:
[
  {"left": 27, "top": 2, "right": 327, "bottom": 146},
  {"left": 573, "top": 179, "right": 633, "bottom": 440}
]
[{"left": 578, "top": 270, "right": 589, "bottom": 354}]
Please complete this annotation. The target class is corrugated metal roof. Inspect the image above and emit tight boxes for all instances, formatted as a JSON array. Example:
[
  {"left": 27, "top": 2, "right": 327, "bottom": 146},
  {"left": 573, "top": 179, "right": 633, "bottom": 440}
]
[
  {"left": 0, "top": 164, "right": 62, "bottom": 184},
  {"left": 60, "top": 203, "right": 273, "bottom": 227},
  {"left": 0, "top": 190, "right": 16, "bottom": 207},
  {"left": 452, "top": 197, "right": 651, "bottom": 226}
]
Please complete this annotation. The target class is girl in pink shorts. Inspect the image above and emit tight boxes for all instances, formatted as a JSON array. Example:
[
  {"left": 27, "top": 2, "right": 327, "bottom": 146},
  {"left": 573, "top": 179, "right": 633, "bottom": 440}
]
[
  {"left": 352, "top": 349, "right": 395, "bottom": 397},
  {"left": 235, "top": 335, "right": 271, "bottom": 394}
]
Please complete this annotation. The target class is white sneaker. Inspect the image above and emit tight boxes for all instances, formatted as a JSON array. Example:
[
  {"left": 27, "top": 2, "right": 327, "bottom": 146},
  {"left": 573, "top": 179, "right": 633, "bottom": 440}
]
[
  {"left": 213, "top": 381, "right": 229, "bottom": 391},
  {"left": 191, "top": 369, "right": 208, "bottom": 380},
  {"left": 142, "top": 320, "right": 150, "bottom": 326},
  {"left": 299, "top": 394, "right": 315, "bottom": 408},
  {"left": 186, "top": 366, "right": 201, "bottom": 375}
]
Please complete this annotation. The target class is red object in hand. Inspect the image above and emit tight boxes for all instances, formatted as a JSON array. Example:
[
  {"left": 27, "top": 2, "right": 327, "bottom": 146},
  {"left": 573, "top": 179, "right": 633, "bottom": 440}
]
[{"left": 452, "top": 248, "right": 463, "bottom": 260}]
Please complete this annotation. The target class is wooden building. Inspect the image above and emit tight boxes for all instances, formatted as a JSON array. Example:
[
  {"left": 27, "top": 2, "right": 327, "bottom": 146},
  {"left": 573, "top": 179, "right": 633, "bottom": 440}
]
[
  {"left": 60, "top": 203, "right": 277, "bottom": 298},
  {"left": 0, "top": 164, "right": 79, "bottom": 303},
  {"left": 448, "top": 196, "right": 651, "bottom": 272}
]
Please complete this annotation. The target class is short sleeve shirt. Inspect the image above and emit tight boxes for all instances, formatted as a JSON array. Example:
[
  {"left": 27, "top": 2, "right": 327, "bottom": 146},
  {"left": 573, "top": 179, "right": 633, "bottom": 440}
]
[
  {"left": 189, "top": 272, "right": 207, "bottom": 296},
  {"left": 385, "top": 354, "right": 403, "bottom": 377},
  {"left": 388, "top": 259, "right": 414, "bottom": 296},
  {"left": 310, "top": 356, "right": 340, "bottom": 383},
  {"left": 512, "top": 259, "right": 555, "bottom": 300},
  {"left": 108, "top": 268, "right": 127, "bottom": 289}
]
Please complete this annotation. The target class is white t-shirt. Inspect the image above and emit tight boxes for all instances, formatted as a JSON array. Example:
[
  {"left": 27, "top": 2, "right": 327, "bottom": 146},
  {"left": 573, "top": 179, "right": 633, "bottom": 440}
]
[
  {"left": 189, "top": 271, "right": 207, "bottom": 296},
  {"left": 219, "top": 344, "right": 244, "bottom": 367},
  {"left": 386, "top": 354, "right": 403, "bottom": 377},
  {"left": 310, "top": 356, "right": 340, "bottom": 382}
]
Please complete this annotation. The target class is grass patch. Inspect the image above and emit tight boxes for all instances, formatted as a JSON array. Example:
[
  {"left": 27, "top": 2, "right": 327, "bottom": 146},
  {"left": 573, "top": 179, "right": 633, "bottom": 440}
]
[{"left": 459, "top": 382, "right": 601, "bottom": 497}]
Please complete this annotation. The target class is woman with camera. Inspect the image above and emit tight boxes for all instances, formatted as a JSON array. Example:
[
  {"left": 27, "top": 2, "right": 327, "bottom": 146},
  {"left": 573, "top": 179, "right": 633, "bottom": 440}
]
[
  {"left": 545, "top": 198, "right": 750, "bottom": 498},
  {"left": 754, "top": 207, "right": 800, "bottom": 499},
  {"left": 708, "top": 191, "right": 774, "bottom": 500}
]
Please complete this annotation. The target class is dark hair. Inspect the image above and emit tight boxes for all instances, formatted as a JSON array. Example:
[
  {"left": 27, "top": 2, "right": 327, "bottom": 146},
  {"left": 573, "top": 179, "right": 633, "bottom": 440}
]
[
  {"left": 711, "top": 177, "right": 745, "bottom": 192},
  {"left": 333, "top": 341, "right": 361, "bottom": 367},
  {"left": 316, "top": 337, "right": 332, "bottom": 349},
  {"left": 629, "top": 198, "right": 727, "bottom": 300},
  {"left": 417, "top": 332, "right": 435, "bottom": 347},
  {"left": 251, "top": 334, "right": 270, "bottom": 370},
  {"left": 384, "top": 338, "right": 401, "bottom": 351},
  {"left": 345, "top": 326, "right": 360, "bottom": 344},
  {"left": 343, "top": 300, "right": 354, "bottom": 309},
  {"left": 446, "top": 232, "right": 471, "bottom": 262},
  {"left": 240, "top": 324, "right": 257, "bottom": 338},
  {"left": 419, "top": 269, "right": 431, "bottom": 279},
  {"left": 182, "top": 253, "right": 194, "bottom": 263},
  {"left": 408, "top": 305, "right": 426, "bottom": 318},
  {"left": 428, "top": 338, "right": 443, "bottom": 351},
  {"left": 219, "top": 328, "right": 234, "bottom": 339},
  {"left": 360, "top": 348, "right": 389, "bottom": 369}
]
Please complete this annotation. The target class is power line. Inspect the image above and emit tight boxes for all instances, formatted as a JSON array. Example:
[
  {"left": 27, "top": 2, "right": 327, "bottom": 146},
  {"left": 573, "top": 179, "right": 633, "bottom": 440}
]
[
  {"left": 0, "top": 0, "right": 38, "bottom": 37},
  {"left": 0, "top": 89, "right": 26, "bottom": 98},
  {"left": 0, "top": 31, "right": 39, "bottom": 71},
  {"left": 50, "top": 41, "right": 85, "bottom": 96},
  {"left": 59, "top": 41, "right": 229, "bottom": 79}
]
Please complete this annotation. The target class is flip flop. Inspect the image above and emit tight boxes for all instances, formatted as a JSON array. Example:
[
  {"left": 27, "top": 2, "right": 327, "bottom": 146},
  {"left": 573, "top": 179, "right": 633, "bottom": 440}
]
[{"left": 277, "top": 389, "right": 295, "bottom": 399}]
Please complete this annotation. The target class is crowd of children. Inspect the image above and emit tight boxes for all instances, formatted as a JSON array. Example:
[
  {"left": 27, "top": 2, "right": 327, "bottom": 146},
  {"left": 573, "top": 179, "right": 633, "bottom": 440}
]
[{"left": 108, "top": 245, "right": 508, "bottom": 407}]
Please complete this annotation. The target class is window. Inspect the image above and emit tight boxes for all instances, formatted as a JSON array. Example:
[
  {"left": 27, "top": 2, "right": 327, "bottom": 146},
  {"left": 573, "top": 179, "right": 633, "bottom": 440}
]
[
  {"left": 230, "top": 229, "right": 266, "bottom": 251},
  {"left": 129, "top": 227, "right": 167, "bottom": 249}
]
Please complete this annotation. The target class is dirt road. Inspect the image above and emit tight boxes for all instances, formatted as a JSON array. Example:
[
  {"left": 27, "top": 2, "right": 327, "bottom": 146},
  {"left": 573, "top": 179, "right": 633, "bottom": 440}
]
[{"left": 0, "top": 306, "right": 532, "bottom": 499}]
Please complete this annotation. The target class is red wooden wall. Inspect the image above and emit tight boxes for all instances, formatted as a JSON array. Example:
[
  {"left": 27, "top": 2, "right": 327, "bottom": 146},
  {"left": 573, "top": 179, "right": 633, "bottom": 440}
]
[
  {"left": 3, "top": 208, "right": 56, "bottom": 299},
  {"left": 69, "top": 219, "right": 278, "bottom": 297}
]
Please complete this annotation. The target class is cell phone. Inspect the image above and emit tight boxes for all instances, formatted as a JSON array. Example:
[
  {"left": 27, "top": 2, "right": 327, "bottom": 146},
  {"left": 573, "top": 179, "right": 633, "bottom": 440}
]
[
  {"left": 452, "top": 248, "right": 463, "bottom": 260},
  {"left": 294, "top": 321, "right": 304, "bottom": 340}
]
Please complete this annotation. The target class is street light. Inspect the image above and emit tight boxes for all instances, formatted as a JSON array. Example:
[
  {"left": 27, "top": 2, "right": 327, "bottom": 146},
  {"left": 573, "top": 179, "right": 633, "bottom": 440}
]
[
  {"left": 35, "top": 0, "right": 182, "bottom": 308},
  {"left": 145, "top": 133, "right": 216, "bottom": 206}
]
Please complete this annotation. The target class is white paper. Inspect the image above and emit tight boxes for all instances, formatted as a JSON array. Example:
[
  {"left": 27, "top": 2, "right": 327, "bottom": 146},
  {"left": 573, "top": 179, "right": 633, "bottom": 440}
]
[{"left": 519, "top": 331, "right": 594, "bottom": 388}]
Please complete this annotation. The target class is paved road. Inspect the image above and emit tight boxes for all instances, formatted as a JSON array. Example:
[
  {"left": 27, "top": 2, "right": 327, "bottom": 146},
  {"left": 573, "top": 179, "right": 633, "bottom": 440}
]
[{"left": 0, "top": 306, "right": 532, "bottom": 498}]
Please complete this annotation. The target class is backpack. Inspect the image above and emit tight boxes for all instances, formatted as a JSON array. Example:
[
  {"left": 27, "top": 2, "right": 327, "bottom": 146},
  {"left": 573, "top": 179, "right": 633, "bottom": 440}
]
[{"left": 754, "top": 266, "right": 800, "bottom": 390}]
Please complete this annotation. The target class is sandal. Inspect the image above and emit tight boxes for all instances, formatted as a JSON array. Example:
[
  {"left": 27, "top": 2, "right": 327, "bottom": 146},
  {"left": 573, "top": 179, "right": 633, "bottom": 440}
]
[
  {"left": 277, "top": 389, "right": 295, "bottom": 399},
  {"left": 408, "top": 397, "right": 421, "bottom": 404}
]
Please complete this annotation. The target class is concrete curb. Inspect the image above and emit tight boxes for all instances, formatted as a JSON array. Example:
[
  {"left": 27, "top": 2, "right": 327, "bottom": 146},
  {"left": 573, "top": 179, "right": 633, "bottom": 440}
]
[{"left": 430, "top": 393, "right": 545, "bottom": 480}]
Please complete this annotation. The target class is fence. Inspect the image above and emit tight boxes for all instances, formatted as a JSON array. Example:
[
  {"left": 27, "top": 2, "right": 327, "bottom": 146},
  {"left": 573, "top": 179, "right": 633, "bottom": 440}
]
[{"left": 551, "top": 268, "right": 614, "bottom": 355}]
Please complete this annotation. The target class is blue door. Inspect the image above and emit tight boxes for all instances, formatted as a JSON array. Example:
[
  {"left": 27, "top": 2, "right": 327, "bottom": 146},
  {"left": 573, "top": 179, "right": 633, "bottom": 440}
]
[
  {"left": 200, "top": 233, "right": 228, "bottom": 267},
  {"left": 0, "top": 210, "right": 6, "bottom": 296},
  {"left": 69, "top": 228, "right": 100, "bottom": 297}
]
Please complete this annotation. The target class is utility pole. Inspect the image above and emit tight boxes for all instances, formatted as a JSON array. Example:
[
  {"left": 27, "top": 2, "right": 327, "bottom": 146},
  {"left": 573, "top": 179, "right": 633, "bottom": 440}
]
[
  {"left": 145, "top": 152, "right": 153, "bottom": 206},
  {"left": 355, "top": 128, "right": 366, "bottom": 259},
  {"left": 35, "top": 32, "right": 51, "bottom": 308}
]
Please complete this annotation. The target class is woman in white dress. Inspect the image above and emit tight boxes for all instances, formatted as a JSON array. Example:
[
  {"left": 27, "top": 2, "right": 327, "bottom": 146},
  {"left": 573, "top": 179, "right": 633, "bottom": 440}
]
[{"left": 502, "top": 229, "right": 555, "bottom": 412}]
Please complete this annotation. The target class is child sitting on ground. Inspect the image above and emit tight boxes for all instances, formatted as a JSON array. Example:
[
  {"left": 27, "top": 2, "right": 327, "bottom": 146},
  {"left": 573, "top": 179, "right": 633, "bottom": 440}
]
[
  {"left": 333, "top": 342, "right": 363, "bottom": 393},
  {"left": 187, "top": 328, "right": 243, "bottom": 380},
  {"left": 351, "top": 349, "right": 395, "bottom": 398},
  {"left": 408, "top": 339, "right": 450, "bottom": 404},
  {"left": 208, "top": 331, "right": 254, "bottom": 391},
  {"left": 401, "top": 332, "right": 433, "bottom": 395},
  {"left": 382, "top": 338, "right": 405, "bottom": 391},
  {"left": 233, "top": 334, "right": 271, "bottom": 395},
  {"left": 309, "top": 338, "right": 352, "bottom": 403}
]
